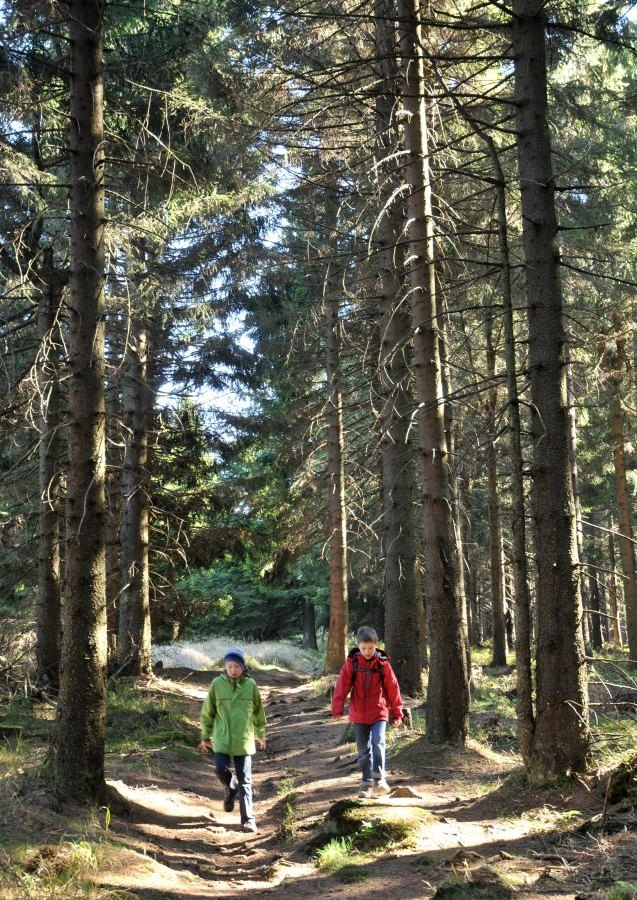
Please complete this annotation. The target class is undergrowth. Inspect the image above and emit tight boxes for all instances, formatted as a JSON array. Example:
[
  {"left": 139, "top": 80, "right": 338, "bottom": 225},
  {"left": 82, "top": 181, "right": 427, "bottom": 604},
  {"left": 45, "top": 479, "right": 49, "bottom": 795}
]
[
  {"left": 607, "top": 883, "right": 637, "bottom": 900},
  {"left": 105, "top": 679, "right": 198, "bottom": 754},
  {"left": 152, "top": 637, "right": 322, "bottom": 673},
  {"left": 588, "top": 648, "right": 637, "bottom": 770},
  {"left": 0, "top": 676, "right": 200, "bottom": 899},
  {"left": 0, "top": 737, "right": 123, "bottom": 900}
]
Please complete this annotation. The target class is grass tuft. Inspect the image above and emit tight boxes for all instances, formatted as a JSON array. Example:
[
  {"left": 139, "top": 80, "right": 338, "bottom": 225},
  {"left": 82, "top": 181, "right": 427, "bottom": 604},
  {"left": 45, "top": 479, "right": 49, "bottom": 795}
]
[
  {"left": 315, "top": 835, "right": 354, "bottom": 871},
  {"left": 0, "top": 835, "right": 126, "bottom": 900},
  {"left": 314, "top": 835, "right": 371, "bottom": 882},
  {"left": 608, "top": 883, "right": 637, "bottom": 900},
  {"left": 274, "top": 776, "right": 299, "bottom": 843}
]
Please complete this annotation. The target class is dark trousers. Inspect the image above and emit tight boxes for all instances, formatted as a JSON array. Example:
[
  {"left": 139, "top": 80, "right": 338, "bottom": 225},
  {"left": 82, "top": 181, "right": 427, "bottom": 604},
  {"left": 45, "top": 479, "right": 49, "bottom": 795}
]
[{"left": 214, "top": 752, "right": 254, "bottom": 825}]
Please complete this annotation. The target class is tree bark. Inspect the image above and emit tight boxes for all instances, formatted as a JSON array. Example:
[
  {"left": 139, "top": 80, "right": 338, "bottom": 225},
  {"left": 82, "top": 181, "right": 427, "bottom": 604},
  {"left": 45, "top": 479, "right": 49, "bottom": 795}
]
[
  {"left": 397, "top": 0, "right": 468, "bottom": 743},
  {"left": 52, "top": 0, "right": 108, "bottom": 802},
  {"left": 566, "top": 336, "right": 591, "bottom": 655},
  {"left": 414, "top": 540, "right": 429, "bottom": 668},
  {"left": 378, "top": 235, "right": 422, "bottom": 695},
  {"left": 462, "top": 478, "right": 482, "bottom": 646},
  {"left": 608, "top": 330, "right": 637, "bottom": 659},
  {"left": 505, "top": 592, "right": 515, "bottom": 654},
  {"left": 118, "top": 319, "right": 152, "bottom": 676},
  {"left": 36, "top": 261, "right": 64, "bottom": 690},
  {"left": 607, "top": 516, "right": 623, "bottom": 647},
  {"left": 440, "top": 310, "right": 470, "bottom": 668},
  {"left": 375, "top": 0, "right": 423, "bottom": 695},
  {"left": 598, "top": 571, "right": 609, "bottom": 645},
  {"left": 323, "top": 178, "right": 349, "bottom": 674},
  {"left": 587, "top": 569, "right": 603, "bottom": 651},
  {"left": 512, "top": 0, "right": 589, "bottom": 778},
  {"left": 303, "top": 599, "right": 318, "bottom": 650},
  {"left": 485, "top": 309, "right": 507, "bottom": 667},
  {"left": 105, "top": 386, "right": 121, "bottom": 659}
]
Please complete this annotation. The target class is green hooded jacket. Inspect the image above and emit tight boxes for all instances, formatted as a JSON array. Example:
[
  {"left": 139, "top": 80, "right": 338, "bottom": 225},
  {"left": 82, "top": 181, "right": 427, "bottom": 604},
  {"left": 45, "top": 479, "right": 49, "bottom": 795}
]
[{"left": 200, "top": 674, "right": 266, "bottom": 756}]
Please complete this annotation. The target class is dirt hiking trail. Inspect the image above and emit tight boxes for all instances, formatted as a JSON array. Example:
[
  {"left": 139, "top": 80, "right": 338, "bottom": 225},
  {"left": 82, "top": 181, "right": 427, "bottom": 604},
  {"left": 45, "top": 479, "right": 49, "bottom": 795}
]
[{"left": 98, "top": 667, "right": 637, "bottom": 899}]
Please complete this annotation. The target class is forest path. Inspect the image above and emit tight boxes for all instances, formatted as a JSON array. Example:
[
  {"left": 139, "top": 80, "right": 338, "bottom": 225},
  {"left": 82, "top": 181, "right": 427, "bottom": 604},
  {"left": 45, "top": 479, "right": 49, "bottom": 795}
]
[{"left": 98, "top": 667, "right": 622, "bottom": 899}]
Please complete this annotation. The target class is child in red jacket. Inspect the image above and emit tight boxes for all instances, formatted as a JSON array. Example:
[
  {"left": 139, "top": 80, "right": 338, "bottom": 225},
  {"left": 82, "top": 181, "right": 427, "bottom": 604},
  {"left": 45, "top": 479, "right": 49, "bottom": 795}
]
[{"left": 331, "top": 626, "right": 403, "bottom": 798}]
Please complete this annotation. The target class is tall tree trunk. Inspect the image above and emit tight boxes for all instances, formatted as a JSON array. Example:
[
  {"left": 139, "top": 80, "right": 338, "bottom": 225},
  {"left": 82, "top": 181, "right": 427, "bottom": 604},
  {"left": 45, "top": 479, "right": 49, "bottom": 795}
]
[
  {"left": 566, "top": 336, "right": 591, "bottom": 655},
  {"left": 414, "top": 536, "right": 429, "bottom": 668},
  {"left": 105, "top": 385, "right": 121, "bottom": 660},
  {"left": 118, "top": 319, "right": 152, "bottom": 676},
  {"left": 323, "top": 178, "right": 349, "bottom": 673},
  {"left": 598, "top": 571, "right": 609, "bottom": 645},
  {"left": 608, "top": 328, "right": 637, "bottom": 659},
  {"left": 476, "top": 132, "right": 535, "bottom": 759},
  {"left": 52, "top": 0, "right": 108, "bottom": 802},
  {"left": 587, "top": 569, "right": 603, "bottom": 651},
  {"left": 485, "top": 310, "right": 507, "bottom": 667},
  {"left": 36, "top": 261, "right": 64, "bottom": 690},
  {"left": 440, "top": 310, "right": 470, "bottom": 667},
  {"left": 607, "top": 516, "right": 622, "bottom": 647},
  {"left": 443, "top": 79, "right": 533, "bottom": 745},
  {"left": 303, "top": 600, "right": 318, "bottom": 650},
  {"left": 457, "top": 476, "right": 476, "bottom": 647},
  {"left": 378, "top": 239, "right": 422, "bottom": 694},
  {"left": 375, "top": 0, "right": 422, "bottom": 694},
  {"left": 512, "top": 0, "right": 589, "bottom": 778},
  {"left": 462, "top": 478, "right": 482, "bottom": 646},
  {"left": 397, "top": 0, "right": 468, "bottom": 742},
  {"left": 505, "top": 590, "right": 515, "bottom": 654}
]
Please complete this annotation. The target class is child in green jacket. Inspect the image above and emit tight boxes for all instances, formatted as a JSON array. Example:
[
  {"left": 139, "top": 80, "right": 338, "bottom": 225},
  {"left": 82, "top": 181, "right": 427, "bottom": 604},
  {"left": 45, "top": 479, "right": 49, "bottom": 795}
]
[{"left": 198, "top": 648, "right": 266, "bottom": 833}]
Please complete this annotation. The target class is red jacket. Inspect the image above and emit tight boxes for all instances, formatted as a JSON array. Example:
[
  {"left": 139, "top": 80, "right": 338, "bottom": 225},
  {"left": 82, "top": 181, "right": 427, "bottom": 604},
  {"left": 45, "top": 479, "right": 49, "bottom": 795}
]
[{"left": 332, "top": 649, "right": 403, "bottom": 725}]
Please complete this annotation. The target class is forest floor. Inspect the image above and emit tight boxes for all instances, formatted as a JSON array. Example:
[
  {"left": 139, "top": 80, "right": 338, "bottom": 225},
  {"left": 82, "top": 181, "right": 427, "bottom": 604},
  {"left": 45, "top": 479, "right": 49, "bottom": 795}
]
[{"left": 2, "top": 654, "right": 637, "bottom": 899}]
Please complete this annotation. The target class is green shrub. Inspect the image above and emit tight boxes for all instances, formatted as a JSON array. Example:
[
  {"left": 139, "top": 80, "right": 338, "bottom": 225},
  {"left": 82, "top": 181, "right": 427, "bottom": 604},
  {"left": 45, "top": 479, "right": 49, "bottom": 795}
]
[{"left": 608, "top": 883, "right": 637, "bottom": 900}]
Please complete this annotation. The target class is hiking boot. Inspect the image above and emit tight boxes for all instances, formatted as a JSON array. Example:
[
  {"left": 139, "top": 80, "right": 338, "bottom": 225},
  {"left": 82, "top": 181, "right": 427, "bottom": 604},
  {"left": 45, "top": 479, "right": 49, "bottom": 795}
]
[
  {"left": 223, "top": 775, "right": 238, "bottom": 812},
  {"left": 374, "top": 779, "right": 391, "bottom": 795},
  {"left": 357, "top": 784, "right": 374, "bottom": 799},
  {"left": 243, "top": 820, "right": 258, "bottom": 833}
]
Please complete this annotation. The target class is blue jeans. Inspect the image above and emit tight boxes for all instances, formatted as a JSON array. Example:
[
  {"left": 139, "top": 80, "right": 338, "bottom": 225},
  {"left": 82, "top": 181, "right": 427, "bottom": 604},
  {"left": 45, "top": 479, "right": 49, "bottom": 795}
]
[
  {"left": 354, "top": 721, "right": 387, "bottom": 785},
  {"left": 214, "top": 753, "right": 254, "bottom": 825}
]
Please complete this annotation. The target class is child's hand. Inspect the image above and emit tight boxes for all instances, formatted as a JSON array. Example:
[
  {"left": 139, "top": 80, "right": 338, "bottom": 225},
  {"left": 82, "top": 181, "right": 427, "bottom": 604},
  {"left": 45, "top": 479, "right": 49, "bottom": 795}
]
[
  {"left": 256, "top": 738, "right": 267, "bottom": 750},
  {"left": 198, "top": 739, "right": 212, "bottom": 753},
  {"left": 332, "top": 714, "right": 344, "bottom": 721},
  {"left": 391, "top": 718, "right": 402, "bottom": 728}
]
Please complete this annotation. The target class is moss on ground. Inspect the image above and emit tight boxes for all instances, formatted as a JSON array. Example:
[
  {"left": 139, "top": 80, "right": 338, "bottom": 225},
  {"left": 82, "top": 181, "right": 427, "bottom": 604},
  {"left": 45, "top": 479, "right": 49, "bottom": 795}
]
[
  {"left": 433, "top": 865, "right": 518, "bottom": 898},
  {"left": 320, "top": 798, "right": 432, "bottom": 851}
]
